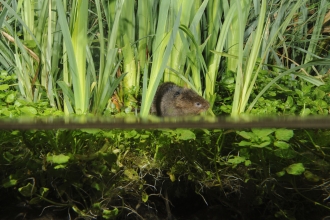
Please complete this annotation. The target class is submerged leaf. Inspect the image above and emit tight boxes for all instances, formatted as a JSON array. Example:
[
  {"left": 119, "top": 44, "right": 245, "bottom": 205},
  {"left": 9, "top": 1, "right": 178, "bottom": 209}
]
[
  {"left": 274, "top": 141, "right": 290, "bottom": 149},
  {"left": 251, "top": 141, "right": 271, "bottom": 148},
  {"left": 2, "top": 179, "right": 18, "bottom": 188},
  {"left": 276, "top": 170, "right": 286, "bottom": 177},
  {"left": 304, "top": 171, "right": 320, "bottom": 182},
  {"left": 252, "top": 129, "right": 275, "bottom": 137},
  {"left": 176, "top": 129, "right": 196, "bottom": 140},
  {"left": 238, "top": 140, "right": 252, "bottom": 146},
  {"left": 237, "top": 131, "right": 255, "bottom": 140},
  {"left": 124, "top": 169, "right": 139, "bottom": 180},
  {"left": 47, "top": 154, "right": 70, "bottom": 164},
  {"left": 286, "top": 163, "right": 305, "bottom": 175},
  {"left": 103, "top": 208, "right": 119, "bottom": 219},
  {"left": 18, "top": 183, "right": 37, "bottom": 197},
  {"left": 228, "top": 156, "right": 246, "bottom": 165},
  {"left": 275, "top": 129, "right": 293, "bottom": 141},
  {"left": 142, "top": 192, "right": 148, "bottom": 203}
]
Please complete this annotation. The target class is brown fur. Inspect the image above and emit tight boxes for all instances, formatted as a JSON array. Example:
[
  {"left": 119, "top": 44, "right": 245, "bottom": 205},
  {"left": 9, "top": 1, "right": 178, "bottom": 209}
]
[{"left": 151, "top": 82, "right": 210, "bottom": 116}]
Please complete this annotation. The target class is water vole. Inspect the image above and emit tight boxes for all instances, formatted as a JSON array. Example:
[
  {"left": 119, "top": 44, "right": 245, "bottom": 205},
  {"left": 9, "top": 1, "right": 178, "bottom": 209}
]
[{"left": 150, "top": 82, "right": 210, "bottom": 116}]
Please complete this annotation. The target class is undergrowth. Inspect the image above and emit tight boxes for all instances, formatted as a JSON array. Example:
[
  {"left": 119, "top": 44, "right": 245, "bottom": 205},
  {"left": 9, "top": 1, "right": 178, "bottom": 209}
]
[{"left": 1, "top": 128, "right": 330, "bottom": 219}]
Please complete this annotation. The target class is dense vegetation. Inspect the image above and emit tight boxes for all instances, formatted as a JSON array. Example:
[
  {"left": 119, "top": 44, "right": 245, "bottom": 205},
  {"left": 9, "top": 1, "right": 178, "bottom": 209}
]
[{"left": 0, "top": 0, "right": 330, "bottom": 219}]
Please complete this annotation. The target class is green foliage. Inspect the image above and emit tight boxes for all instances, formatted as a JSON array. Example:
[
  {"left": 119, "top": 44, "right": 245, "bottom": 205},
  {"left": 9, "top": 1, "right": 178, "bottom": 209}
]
[
  {"left": 0, "top": 0, "right": 330, "bottom": 219},
  {"left": 0, "top": 0, "right": 329, "bottom": 116},
  {"left": 1, "top": 126, "right": 330, "bottom": 218}
]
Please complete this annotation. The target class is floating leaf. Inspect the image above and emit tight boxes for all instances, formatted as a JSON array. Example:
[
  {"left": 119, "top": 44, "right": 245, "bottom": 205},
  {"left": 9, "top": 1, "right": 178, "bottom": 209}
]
[{"left": 286, "top": 163, "right": 305, "bottom": 175}]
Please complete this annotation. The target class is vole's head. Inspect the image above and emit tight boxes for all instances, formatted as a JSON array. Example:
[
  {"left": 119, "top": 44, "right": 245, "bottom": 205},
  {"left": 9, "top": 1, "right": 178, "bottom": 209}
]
[{"left": 174, "top": 88, "right": 210, "bottom": 115}]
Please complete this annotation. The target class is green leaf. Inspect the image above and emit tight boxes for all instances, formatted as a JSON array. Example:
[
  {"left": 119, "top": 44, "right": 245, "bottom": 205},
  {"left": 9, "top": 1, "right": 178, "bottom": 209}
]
[
  {"left": 251, "top": 141, "right": 271, "bottom": 148},
  {"left": 103, "top": 208, "right": 119, "bottom": 219},
  {"left": 3, "top": 152, "right": 14, "bottom": 162},
  {"left": 125, "top": 130, "right": 138, "bottom": 139},
  {"left": 102, "top": 153, "right": 117, "bottom": 166},
  {"left": 20, "top": 106, "right": 37, "bottom": 115},
  {"left": 274, "top": 141, "right": 290, "bottom": 149},
  {"left": 276, "top": 170, "right": 286, "bottom": 177},
  {"left": 29, "top": 197, "right": 42, "bottom": 204},
  {"left": 46, "top": 154, "right": 70, "bottom": 164},
  {"left": 54, "top": 164, "right": 67, "bottom": 169},
  {"left": 91, "top": 182, "right": 102, "bottom": 191},
  {"left": 284, "top": 96, "right": 294, "bottom": 109},
  {"left": 18, "top": 182, "right": 37, "bottom": 197},
  {"left": 2, "top": 178, "right": 18, "bottom": 188},
  {"left": 286, "top": 163, "right": 305, "bottom": 175},
  {"left": 124, "top": 169, "right": 139, "bottom": 181},
  {"left": 142, "top": 192, "right": 148, "bottom": 203},
  {"left": 251, "top": 129, "right": 275, "bottom": 137},
  {"left": 228, "top": 156, "right": 246, "bottom": 165},
  {"left": 275, "top": 129, "right": 293, "bottom": 141},
  {"left": 237, "top": 131, "right": 255, "bottom": 140},
  {"left": 176, "top": 129, "right": 196, "bottom": 140},
  {"left": 244, "top": 160, "right": 251, "bottom": 166},
  {"left": 39, "top": 187, "right": 49, "bottom": 197},
  {"left": 300, "top": 108, "right": 311, "bottom": 116},
  {"left": 238, "top": 140, "right": 252, "bottom": 146},
  {"left": 0, "top": 84, "right": 9, "bottom": 90},
  {"left": 5, "top": 93, "right": 15, "bottom": 103},
  {"left": 274, "top": 149, "right": 296, "bottom": 159},
  {"left": 303, "top": 171, "right": 320, "bottom": 182}
]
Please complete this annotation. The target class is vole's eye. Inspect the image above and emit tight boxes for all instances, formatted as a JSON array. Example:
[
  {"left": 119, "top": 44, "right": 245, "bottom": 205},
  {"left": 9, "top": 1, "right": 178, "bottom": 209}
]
[
  {"left": 196, "top": 102, "right": 201, "bottom": 107},
  {"left": 174, "top": 91, "right": 180, "bottom": 97}
]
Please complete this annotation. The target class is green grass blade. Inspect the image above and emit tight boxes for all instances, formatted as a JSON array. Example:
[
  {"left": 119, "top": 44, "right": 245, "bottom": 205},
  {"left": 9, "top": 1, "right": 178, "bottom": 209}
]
[{"left": 140, "top": 6, "right": 182, "bottom": 117}]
